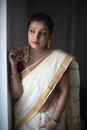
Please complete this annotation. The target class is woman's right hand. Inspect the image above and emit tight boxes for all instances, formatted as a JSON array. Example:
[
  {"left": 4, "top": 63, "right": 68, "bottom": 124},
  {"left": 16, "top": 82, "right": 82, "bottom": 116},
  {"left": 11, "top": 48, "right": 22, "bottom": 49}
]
[{"left": 9, "top": 47, "right": 21, "bottom": 66}]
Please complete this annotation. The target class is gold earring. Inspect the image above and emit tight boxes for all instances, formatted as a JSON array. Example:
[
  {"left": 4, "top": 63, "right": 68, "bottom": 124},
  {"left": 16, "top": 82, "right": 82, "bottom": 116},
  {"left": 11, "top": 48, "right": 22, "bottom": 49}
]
[{"left": 47, "top": 39, "right": 51, "bottom": 48}]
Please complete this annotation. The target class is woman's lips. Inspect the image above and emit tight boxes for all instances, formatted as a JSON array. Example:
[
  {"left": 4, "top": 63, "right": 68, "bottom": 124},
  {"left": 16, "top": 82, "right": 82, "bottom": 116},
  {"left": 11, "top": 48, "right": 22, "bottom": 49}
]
[{"left": 32, "top": 41, "right": 40, "bottom": 44}]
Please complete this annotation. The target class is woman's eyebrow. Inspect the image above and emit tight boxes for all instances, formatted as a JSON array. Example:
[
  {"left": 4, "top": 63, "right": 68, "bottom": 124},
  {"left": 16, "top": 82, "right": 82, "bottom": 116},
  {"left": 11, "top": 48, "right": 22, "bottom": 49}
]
[
  {"left": 40, "top": 29, "right": 48, "bottom": 31},
  {"left": 29, "top": 27, "right": 36, "bottom": 29},
  {"left": 29, "top": 27, "right": 48, "bottom": 31}
]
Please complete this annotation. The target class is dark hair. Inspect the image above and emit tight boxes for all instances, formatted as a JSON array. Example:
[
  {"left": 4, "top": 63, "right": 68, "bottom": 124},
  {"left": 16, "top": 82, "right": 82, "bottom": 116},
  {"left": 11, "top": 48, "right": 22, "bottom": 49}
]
[{"left": 28, "top": 12, "right": 54, "bottom": 35}]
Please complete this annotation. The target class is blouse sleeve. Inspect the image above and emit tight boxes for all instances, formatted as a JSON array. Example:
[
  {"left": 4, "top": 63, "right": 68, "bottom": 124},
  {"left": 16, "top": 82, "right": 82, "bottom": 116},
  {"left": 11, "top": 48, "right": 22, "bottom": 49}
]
[
  {"left": 17, "top": 62, "right": 25, "bottom": 73},
  {"left": 63, "top": 66, "right": 70, "bottom": 75}
]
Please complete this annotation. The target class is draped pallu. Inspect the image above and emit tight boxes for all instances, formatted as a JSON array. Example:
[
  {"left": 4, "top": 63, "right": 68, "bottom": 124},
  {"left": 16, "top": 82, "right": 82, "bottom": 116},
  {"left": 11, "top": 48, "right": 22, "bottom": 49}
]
[{"left": 14, "top": 49, "right": 81, "bottom": 130}]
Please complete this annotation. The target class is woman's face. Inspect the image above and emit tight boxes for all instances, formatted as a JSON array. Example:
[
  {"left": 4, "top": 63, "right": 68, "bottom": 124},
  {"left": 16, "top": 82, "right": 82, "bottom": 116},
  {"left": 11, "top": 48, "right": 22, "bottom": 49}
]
[{"left": 28, "top": 21, "right": 50, "bottom": 49}]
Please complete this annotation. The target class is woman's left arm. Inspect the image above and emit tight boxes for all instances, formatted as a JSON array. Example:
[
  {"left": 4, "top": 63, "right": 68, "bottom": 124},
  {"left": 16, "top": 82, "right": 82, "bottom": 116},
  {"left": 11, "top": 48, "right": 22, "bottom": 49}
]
[
  {"left": 52, "top": 72, "right": 70, "bottom": 121},
  {"left": 40, "top": 72, "right": 70, "bottom": 130}
]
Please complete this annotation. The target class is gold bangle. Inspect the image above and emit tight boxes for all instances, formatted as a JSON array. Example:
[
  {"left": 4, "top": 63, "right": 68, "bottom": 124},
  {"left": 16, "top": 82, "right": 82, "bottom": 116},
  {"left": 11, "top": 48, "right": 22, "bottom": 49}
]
[
  {"left": 9, "top": 73, "right": 19, "bottom": 79},
  {"left": 50, "top": 119, "right": 59, "bottom": 128}
]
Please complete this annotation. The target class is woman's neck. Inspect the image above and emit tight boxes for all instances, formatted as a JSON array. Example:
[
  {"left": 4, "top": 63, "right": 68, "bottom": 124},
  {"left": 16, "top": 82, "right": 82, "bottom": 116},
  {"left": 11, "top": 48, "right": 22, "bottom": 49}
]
[{"left": 29, "top": 47, "right": 49, "bottom": 57}]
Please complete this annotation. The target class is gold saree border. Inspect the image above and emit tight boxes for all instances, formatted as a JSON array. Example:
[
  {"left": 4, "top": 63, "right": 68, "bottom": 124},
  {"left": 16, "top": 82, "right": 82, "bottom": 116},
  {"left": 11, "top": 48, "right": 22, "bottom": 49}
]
[
  {"left": 15, "top": 54, "right": 73, "bottom": 130},
  {"left": 20, "top": 50, "right": 55, "bottom": 80},
  {"left": 66, "top": 100, "right": 75, "bottom": 130}
]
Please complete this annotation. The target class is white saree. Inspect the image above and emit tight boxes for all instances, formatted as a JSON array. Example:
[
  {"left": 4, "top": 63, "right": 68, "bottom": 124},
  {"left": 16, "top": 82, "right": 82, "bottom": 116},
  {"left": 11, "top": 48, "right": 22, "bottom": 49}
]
[{"left": 14, "top": 49, "right": 81, "bottom": 130}]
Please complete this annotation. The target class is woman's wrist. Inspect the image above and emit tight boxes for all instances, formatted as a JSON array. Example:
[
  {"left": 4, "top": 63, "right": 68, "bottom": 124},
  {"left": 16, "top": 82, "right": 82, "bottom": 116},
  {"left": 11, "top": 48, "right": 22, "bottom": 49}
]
[
  {"left": 52, "top": 119, "right": 60, "bottom": 123},
  {"left": 49, "top": 118, "right": 60, "bottom": 128},
  {"left": 10, "top": 64, "right": 18, "bottom": 74},
  {"left": 10, "top": 63, "right": 18, "bottom": 69},
  {"left": 9, "top": 73, "right": 20, "bottom": 79}
]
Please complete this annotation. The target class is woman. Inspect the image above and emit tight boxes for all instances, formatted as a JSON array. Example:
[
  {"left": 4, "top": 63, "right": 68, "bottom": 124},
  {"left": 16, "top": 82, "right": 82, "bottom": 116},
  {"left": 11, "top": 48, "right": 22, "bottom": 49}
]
[{"left": 9, "top": 12, "right": 81, "bottom": 130}]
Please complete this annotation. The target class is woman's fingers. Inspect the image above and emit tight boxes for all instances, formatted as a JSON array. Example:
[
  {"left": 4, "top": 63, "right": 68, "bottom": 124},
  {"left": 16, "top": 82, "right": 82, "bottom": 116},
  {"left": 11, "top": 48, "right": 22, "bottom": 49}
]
[
  {"left": 8, "top": 47, "right": 22, "bottom": 65},
  {"left": 9, "top": 50, "right": 16, "bottom": 57},
  {"left": 9, "top": 47, "right": 21, "bottom": 56}
]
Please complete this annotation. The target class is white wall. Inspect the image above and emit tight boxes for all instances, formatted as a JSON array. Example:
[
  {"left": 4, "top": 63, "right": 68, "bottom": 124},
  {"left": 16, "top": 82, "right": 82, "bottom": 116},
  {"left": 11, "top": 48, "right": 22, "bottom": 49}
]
[{"left": 0, "top": 0, "right": 10, "bottom": 130}]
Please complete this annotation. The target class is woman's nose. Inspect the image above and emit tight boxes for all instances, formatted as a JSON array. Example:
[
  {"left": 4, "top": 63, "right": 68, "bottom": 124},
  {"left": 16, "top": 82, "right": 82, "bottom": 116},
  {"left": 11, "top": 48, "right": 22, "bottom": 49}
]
[{"left": 35, "top": 32, "right": 40, "bottom": 40}]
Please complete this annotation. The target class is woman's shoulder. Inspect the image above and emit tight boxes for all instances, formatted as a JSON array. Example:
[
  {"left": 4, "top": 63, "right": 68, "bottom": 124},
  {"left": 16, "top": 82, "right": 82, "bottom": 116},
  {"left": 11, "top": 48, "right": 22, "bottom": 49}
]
[{"left": 54, "top": 49, "right": 73, "bottom": 58}]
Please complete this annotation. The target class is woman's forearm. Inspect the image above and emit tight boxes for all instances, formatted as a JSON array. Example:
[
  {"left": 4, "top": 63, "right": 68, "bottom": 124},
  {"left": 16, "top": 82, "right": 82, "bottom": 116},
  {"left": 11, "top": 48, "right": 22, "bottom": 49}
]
[
  {"left": 9, "top": 65, "right": 23, "bottom": 98},
  {"left": 52, "top": 90, "right": 69, "bottom": 121}
]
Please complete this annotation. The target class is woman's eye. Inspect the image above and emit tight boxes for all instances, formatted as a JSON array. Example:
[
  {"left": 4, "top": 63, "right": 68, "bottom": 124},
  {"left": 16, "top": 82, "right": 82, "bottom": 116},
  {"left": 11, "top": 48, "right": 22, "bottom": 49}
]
[
  {"left": 29, "top": 29, "right": 35, "bottom": 33},
  {"left": 40, "top": 32, "right": 47, "bottom": 36}
]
